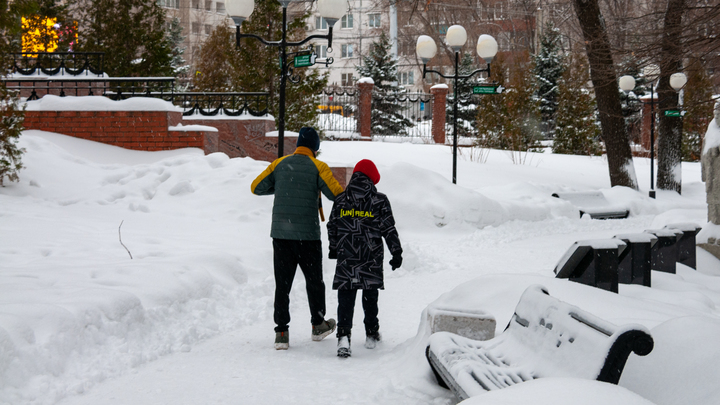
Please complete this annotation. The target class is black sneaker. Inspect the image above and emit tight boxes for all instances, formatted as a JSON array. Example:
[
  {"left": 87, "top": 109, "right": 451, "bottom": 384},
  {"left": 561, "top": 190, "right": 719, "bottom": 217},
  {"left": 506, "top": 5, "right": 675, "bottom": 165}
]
[
  {"left": 274, "top": 331, "right": 289, "bottom": 350},
  {"left": 312, "top": 318, "right": 336, "bottom": 341},
  {"left": 337, "top": 335, "right": 351, "bottom": 358},
  {"left": 365, "top": 332, "right": 381, "bottom": 349}
]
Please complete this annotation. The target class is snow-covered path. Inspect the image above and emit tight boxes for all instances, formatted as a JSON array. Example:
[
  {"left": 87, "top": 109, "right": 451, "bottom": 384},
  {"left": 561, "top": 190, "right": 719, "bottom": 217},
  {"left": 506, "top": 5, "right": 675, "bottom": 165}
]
[{"left": 54, "top": 214, "right": 669, "bottom": 405}]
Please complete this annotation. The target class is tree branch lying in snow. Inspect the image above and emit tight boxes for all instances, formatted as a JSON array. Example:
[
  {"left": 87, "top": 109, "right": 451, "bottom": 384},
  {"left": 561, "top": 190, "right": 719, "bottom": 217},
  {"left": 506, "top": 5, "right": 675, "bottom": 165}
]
[{"left": 119, "top": 220, "right": 133, "bottom": 259}]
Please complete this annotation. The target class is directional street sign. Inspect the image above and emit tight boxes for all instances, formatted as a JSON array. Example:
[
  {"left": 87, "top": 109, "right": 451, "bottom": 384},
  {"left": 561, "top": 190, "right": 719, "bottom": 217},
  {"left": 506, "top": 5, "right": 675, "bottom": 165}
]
[
  {"left": 663, "top": 110, "right": 682, "bottom": 117},
  {"left": 294, "top": 53, "right": 317, "bottom": 68},
  {"left": 472, "top": 85, "right": 504, "bottom": 95}
]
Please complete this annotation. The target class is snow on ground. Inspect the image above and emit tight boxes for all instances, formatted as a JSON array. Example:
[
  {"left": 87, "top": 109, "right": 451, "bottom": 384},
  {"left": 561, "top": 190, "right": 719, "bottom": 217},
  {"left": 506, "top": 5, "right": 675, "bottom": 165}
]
[{"left": 0, "top": 130, "right": 718, "bottom": 405}]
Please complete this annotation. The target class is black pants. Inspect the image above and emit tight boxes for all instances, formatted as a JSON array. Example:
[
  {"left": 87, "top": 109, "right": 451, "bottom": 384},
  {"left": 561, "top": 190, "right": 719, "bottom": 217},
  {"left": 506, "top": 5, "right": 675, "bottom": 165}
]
[
  {"left": 273, "top": 239, "right": 326, "bottom": 332},
  {"left": 337, "top": 289, "right": 379, "bottom": 337}
]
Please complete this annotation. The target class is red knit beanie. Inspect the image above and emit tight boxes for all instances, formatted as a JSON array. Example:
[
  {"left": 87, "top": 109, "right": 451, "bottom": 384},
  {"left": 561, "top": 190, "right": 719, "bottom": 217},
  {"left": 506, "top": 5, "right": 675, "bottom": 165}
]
[{"left": 353, "top": 159, "right": 380, "bottom": 184}]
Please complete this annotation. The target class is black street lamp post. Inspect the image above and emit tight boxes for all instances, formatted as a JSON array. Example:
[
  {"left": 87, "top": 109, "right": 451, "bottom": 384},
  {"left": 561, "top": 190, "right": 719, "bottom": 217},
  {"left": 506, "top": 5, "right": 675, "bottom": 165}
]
[
  {"left": 227, "top": 0, "right": 345, "bottom": 158},
  {"left": 416, "top": 27, "right": 498, "bottom": 184}
]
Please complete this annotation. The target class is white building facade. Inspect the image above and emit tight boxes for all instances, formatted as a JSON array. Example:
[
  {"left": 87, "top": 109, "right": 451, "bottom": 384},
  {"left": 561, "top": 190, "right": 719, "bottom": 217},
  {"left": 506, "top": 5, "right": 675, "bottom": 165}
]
[{"left": 305, "top": 0, "right": 424, "bottom": 92}]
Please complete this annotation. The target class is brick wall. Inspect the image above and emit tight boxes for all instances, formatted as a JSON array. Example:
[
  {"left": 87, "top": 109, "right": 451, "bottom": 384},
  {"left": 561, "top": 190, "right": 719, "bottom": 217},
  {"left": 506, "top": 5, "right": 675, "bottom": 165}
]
[
  {"left": 183, "top": 117, "right": 295, "bottom": 162},
  {"left": 22, "top": 110, "right": 220, "bottom": 152}
]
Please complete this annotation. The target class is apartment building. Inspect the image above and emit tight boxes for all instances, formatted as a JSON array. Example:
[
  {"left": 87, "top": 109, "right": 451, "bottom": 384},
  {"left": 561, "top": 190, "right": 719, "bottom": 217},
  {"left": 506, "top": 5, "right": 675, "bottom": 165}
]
[
  {"left": 158, "top": 0, "right": 233, "bottom": 68},
  {"left": 305, "top": 0, "right": 396, "bottom": 89}
]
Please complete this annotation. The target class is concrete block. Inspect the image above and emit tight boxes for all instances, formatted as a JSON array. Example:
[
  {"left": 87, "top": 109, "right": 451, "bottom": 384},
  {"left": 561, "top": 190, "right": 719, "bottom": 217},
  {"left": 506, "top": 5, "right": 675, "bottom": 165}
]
[{"left": 428, "top": 308, "right": 496, "bottom": 341}]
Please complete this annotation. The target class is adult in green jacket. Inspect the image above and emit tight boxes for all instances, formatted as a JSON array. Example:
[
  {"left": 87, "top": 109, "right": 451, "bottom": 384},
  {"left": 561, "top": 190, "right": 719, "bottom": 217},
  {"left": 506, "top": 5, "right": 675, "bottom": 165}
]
[{"left": 251, "top": 127, "right": 344, "bottom": 350}]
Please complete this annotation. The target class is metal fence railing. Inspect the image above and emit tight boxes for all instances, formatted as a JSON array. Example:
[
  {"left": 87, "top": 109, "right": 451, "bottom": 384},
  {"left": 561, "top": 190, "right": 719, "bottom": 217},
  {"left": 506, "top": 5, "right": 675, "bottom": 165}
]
[
  {"left": 176, "top": 92, "right": 269, "bottom": 117},
  {"left": 11, "top": 52, "right": 105, "bottom": 77},
  {"left": 2, "top": 77, "right": 269, "bottom": 117},
  {"left": 371, "top": 92, "right": 433, "bottom": 139},
  {"left": 315, "top": 87, "right": 359, "bottom": 136},
  {"left": 2, "top": 76, "right": 175, "bottom": 100}
]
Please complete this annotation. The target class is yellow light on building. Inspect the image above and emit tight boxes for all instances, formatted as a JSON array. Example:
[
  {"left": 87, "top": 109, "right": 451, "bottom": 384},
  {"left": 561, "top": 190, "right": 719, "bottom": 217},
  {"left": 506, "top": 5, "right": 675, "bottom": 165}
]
[{"left": 22, "top": 16, "right": 59, "bottom": 54}]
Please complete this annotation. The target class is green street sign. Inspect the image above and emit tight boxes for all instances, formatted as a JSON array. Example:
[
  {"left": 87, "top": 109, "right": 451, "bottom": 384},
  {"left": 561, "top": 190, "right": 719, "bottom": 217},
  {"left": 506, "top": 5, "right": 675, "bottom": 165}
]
[
  {"left": 472, "top": 85, "right": 504, "bottom": 95},
  {"left": 664, "top": 110, "right": 682, "bottom": 117},
  {"left": 294, "top": 53, "right": 316, "bottom": 68}
]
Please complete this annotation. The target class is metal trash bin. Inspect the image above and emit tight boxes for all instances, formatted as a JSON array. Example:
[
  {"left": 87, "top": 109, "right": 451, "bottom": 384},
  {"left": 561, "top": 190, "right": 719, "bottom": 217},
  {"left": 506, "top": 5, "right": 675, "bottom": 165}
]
[
  {"left": 645, "top": 229, "right": 683, "bottom": 274},
  {"left": 613, "top": 233, "right": 658, "bottom": 287},
  {"left": 664, "top": 223, "right": 702, "bottom": 270},
  {"left": 554, "top": 239, "right": 627, "bottom": 293}
]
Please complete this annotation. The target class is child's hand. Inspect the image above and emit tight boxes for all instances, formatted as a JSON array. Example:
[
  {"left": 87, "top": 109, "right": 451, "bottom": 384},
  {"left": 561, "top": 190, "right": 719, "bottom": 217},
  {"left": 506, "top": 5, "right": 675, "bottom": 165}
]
[
  {"left": 328, "top": 248, "right": 338, "bottom": 259},
  {"left": 389, "top": 253, "right": 402, "bottom": 270}
]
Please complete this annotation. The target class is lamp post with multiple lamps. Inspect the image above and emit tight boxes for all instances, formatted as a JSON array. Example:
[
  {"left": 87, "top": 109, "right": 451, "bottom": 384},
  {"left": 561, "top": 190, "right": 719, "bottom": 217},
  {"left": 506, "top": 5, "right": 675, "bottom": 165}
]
[
  {"left": 416, "top": 26, "right": 498, "bottom": 184},
  {"left": 619, "top": 65, "right": 687, "bottom": 198},
  {"left": 226, "top": 0, "right": 346, "bottom": 158}
]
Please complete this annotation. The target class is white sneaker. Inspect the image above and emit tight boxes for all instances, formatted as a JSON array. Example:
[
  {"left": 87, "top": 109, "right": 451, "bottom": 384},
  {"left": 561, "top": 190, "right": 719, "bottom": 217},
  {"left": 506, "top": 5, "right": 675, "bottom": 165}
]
[
  {"left": 365, "top": 332, "right": 381, "bottom": 349},
  {"left": 337, "top": 336, "right": 351, "bottom": 358}
]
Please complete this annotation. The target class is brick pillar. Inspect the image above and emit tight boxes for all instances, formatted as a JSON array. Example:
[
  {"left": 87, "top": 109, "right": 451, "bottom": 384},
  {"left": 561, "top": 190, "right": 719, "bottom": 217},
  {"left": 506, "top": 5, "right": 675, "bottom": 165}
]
[
  {"left": 358, "top": 79, "right": 374, "bottom": 139},
  {"left": 431, "top": 84, "right": 448, "bottom": 144}
]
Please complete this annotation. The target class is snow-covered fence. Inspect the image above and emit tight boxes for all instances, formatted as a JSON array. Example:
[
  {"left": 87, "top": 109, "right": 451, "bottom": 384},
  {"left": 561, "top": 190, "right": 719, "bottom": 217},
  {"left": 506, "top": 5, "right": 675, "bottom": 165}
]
[{"left": 426, "top": 284, "right": 654, "bottom": 401}]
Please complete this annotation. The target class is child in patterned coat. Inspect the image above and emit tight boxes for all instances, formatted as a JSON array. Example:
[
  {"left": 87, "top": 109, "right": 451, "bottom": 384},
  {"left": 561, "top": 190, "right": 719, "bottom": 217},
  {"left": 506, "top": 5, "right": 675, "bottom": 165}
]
[{"left": 327, "top": 159, "right": 403, "bottom": 357}]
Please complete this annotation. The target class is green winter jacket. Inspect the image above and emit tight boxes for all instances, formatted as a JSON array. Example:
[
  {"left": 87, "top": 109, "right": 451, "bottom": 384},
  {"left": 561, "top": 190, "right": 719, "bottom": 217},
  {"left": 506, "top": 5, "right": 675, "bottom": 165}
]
[{"left": 251, "top": 146, "right": 344, "bottom": 240}]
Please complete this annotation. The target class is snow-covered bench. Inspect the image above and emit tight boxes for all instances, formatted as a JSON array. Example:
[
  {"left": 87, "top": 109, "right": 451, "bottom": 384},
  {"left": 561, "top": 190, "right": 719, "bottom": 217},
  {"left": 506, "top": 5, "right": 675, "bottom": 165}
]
[
  {"left": 552, "top": 191, "right": 629, "bottom": 219},
  {"left": 554, "top": 239, "right": 627, "bottom": 293},
  {"left": 425, "top": 285, "right": 654, "bottom": 401}
]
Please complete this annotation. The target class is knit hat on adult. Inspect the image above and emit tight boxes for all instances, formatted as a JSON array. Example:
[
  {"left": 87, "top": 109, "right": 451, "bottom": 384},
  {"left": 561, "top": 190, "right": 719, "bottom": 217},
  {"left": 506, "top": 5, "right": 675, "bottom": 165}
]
[
  {"left": 297, "top": 127, "right": 320, "bottom": 151},
  {"left": 353, "top": 159, "right": 380, "bottom": 184}
]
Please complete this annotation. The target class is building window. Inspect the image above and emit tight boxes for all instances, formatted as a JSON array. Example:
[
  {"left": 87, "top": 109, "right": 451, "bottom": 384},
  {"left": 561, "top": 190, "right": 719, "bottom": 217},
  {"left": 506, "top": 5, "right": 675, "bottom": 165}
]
[
  {"left": 399, "top": 71, "right": 414, "bottom": 85},
  {"left": 157, "top": 0, "right": 179, "bottom": 8},
  {"left": 341, "top": 44, "right": 353, "bottom": 58},
  {"left": 494, "top": 3, "right": 504, "bottom": 20},
  {"left": 341, "top": 14, "right": 353, "bottom": 28},
  {"left": 205, "top": 24, "right": 212, "bottom": 35},
  {"left": 368, "top": 13, "right": 381, "bottom": 28},
  {"left": 315, "top": 45, "right": 327, "bottom": 58},
  {"left": 315, "top": 16, "right": 328, "bottom": 30},
  {"left": 192, "top": 0, "right": 200, "bottom": 9},
  {"left": 341, "top": 73, "right": 354, "bottom": 86},
  {"left": 205, "top": 0, "right": 212, "bottom": 10},
  {"left": 192, "top": 22, "right": 201, "bottom": 34},
  {"left": 216, "top": 2, "right": 225, "bottom": 13}
]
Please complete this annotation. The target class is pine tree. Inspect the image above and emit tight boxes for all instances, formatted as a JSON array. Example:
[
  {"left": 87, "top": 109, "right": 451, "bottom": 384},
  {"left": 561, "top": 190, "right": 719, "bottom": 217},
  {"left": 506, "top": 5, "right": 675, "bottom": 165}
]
[
  {"left": 553, "top": 55, "right": 602, "bottom": 156},
  {"left": 475, "top": 52, "right": 541, "bottom": 152},
  {"left": 193, "top": 25, "right": 234, "bottom": 92},
  {"left": 356, "top": 32, "right": 412, "bottom": 135},
  {"left": 475, "top": 53, "right": 509, "bottom": 149},
  {"left": 0, "top": 0, "right": 28, "bottom": 186},
  {"left": 193, "top": 0, "right": 327, "bottom": 131},
  {"left": 446, "top": 53, "right": 483, "bottom": 137},
  {"left": 0, "top": 85, "right": 25, "bottom": 186},
  {"left": 73, "top": 0, "right": 174, "bottom": 77},
  {"left": 681, "top": 59, "right": 714, "bottom": 162},
  {"left": 167, "top": 17, "right": 189, "bottom": 88},
  {"left": 533, "top": 22, "right": 564, "bottom": 139}
]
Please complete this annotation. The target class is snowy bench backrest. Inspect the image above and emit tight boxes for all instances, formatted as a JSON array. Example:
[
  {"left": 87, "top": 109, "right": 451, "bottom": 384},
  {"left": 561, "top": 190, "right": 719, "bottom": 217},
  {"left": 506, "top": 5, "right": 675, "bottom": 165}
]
[{"left": 500, "top": 285, "right": 651, "bottom": 380}]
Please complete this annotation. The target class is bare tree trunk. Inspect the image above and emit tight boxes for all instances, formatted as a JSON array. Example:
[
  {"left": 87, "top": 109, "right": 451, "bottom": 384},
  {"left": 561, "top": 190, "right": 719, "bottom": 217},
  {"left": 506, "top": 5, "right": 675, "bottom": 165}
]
[
  {"left": 656, "top": 0, "right": 686, "bottom": 194},
  {"left": 572, "top": 0, "right": 638, "bottom": 189}
]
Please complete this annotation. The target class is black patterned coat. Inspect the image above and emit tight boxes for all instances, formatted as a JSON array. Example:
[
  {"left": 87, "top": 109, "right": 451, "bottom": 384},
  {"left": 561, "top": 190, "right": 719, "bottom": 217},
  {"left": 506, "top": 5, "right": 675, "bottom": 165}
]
[{"left": 327, "top": 172, "right": 402, "bottom": 290}]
